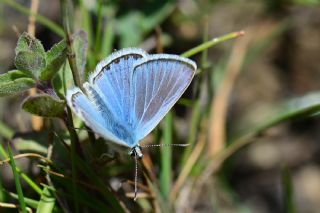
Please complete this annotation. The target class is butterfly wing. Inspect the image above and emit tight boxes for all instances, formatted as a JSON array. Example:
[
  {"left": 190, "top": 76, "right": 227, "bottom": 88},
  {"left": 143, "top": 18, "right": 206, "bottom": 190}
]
[
  {"left": 66, "top": 48, "right": 148, "bottom": 148},
  {"left": 131, "top": 54, "right": 197, "bottom": 140},
  {"left": 66, "top": 87, "right": 131, "bottom": 147},
  {"left": 88, "top": 48, "right": 147, "bottom": 125}
]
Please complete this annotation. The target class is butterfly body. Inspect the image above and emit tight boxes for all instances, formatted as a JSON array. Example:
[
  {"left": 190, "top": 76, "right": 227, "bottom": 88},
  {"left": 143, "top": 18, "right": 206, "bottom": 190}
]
[{"left": 66, "top": 48, "right": 197, "bottom": 152}]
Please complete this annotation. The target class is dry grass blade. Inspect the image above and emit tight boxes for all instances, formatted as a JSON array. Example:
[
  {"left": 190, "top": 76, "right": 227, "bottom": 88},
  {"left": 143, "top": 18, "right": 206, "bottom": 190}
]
[
  {"left": 0, "top": 202, "right": 33, "bottom": 213},
  {"left": 0, "top": 153, "right": 51, "bottom": 165},
  {"left": 208, "top": 30, "right": 251, "bottom": 156}
]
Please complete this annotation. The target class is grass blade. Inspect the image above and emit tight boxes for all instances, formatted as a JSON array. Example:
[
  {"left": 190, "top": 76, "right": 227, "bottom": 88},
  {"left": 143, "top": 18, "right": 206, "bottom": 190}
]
[
  {"left": 7, "top": 143, "right": 27, "bottom": 213},
  {"left": 0, "top": 143, "right": 42, "bottom": 195},
  {"left": 210, "top": 92, "right": 320, "bottom": 172},
  {"left": 6, "top": 191, "right": 39, "bottom": 209},
  {"left": 181, "top": 31, "right": 245, "bottom": 58},
  {"left": 282, "top": 166, "right": 295, "bottom": 213}
]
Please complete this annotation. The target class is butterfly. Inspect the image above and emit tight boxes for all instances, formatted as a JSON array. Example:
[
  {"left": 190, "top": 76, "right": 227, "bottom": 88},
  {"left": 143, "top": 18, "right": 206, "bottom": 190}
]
[{"left": 66, "top": 48, "right": 197, "bottom": 198}]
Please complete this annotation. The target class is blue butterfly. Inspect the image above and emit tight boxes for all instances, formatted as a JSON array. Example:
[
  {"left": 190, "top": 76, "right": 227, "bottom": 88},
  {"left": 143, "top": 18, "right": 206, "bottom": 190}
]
[
  {"left": 66, "top": 48, "right": 196, "bottom": 199},
  {"left": 66, "top": 48, "right": 197, "bottom": 157}
]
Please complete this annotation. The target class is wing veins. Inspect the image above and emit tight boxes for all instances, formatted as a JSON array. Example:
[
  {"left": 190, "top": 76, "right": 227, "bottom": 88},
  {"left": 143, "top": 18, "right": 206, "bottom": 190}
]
[{"left": 136, "top": 61, "right": 175, "bottom": 127}]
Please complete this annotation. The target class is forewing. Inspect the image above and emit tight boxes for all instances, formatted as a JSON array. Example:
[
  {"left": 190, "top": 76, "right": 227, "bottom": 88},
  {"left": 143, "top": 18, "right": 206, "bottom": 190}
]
[
  {"left": 88, "top": 48, "right": 147, "bottom": 124},
  {"left": 131, "top": 54, "right": 197, "bottom": 140},
  {"left": 66, "top": 87, "right": 130, "bottom": 147}
]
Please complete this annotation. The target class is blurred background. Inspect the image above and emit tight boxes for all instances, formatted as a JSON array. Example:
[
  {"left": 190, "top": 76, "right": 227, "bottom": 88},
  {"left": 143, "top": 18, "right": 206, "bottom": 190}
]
[{"left": 1, "top": 0, "right": 320, "bottom": 212}]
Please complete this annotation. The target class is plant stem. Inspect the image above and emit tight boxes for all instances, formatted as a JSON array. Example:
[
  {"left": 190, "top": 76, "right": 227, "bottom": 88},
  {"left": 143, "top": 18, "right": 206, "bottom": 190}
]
[
  {"left": 61, "top": 0, "right": 82, "bottom": 89},
  {"left": 60, "top": 0, "right": 81, "bottom": 212}
]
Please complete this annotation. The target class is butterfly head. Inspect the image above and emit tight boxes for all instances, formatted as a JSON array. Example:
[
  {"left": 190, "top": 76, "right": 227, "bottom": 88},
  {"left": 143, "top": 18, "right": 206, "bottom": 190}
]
[{"left": 129, "top": 146, "right": 143, "bottom": 159}]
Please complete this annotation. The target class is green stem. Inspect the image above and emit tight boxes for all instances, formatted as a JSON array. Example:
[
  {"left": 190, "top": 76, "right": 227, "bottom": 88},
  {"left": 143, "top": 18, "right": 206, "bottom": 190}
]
[
  {"left": 2, "top": 0, "right": 64, "bottom": 37},
  {"left": 60, "top": 0, "right": 82, "bottom": 89},
  {"left": 7, "top": 144, "right": 27, "bottom": 213},
  {"left": 181, "top": 31, "right": 245, "bottom": 58},
  {"left": 65, "top": 107, "right": 80, "bottom": 213},
  {"left": 0, "top": 144, "right": 42, "bottom": 195},
  {"left": 282, "top": 166, "right": 295, "bottom": 213}
]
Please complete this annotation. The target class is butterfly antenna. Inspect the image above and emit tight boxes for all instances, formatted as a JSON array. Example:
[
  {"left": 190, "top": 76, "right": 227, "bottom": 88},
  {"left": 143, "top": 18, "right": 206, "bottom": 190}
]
[
  {"left": 134, "top": 151, "right": 139, "bottom": 201},
  {"left": 141, "top": 143, "right": 189, "bottom": 148}
]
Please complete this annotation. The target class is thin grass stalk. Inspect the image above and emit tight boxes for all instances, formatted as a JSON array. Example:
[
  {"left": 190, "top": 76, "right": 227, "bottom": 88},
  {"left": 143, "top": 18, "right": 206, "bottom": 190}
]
[
  {"left": 7, "top": 144, "right": 27, "bottom": 213},
  {"left": 282, "top": 166, "right": 295, "bottom": 213},
  {"left": 5, "top": 191, "right": 40, "bottom": 208},
  {"left": 181, "top": 17, "right": 209, "bottom": 164},
  {"left": 0, "top": 153, "right": 5, "bottom": 202},
  {"left": 181, "top": 31, "right": 245, "bottom": 58},
  {"left": 208, "top": 31, "right": 250, "bottom": 156},
  {"left": 0, "top": 144, "right": 42, "bottom": 195}
]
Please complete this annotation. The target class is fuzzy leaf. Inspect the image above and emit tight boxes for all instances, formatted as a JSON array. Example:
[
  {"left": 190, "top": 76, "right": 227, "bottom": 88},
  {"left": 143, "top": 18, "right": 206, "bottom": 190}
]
[
  {"left": 0, "top": 70, "right": 32, "bottom": 84},
  {"left": 73, "top": 30, "right": 88, "bottom": 82},
  {"left": 0, "top": 77, "right": 35, "bottom": 96},
  {"left": 39, "top": 39, "right": 67, "bottom": 80},
  {"left": 22, "top": 94, "right": 65, "bottom": 118},
  {"left": 15, "top": 51, "right": 46, "bottom": 78},
  {"left": 15, "top": 32, "right": 45, "bottom": 57}
]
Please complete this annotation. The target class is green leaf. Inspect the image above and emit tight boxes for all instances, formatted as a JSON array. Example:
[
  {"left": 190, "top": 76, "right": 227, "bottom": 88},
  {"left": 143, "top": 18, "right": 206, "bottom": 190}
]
[
  {"left": 22, "top": 94, "right": 65, "bottom": 118},
  {"left": 73, "top": 30, "right": 88, "bottom": 82},
  {"left": 15, "top": 32, "right": 45, "bottom": 56},
  {"left": 39, "top": 39, "right": 67, "bottom": 81},
  {"left": 0, "top": 70, "right": 31, "bottom": 84},
  {"left": 0, "top": 77, "right": 35, "bottom": 97},
  {"left": 15, "top": 51, "right": 46, "bottom": 77},
  {"left": 14, "top": 33, "right": 46, "bottom": 78},
  {"left": 36, "top": 186, "right": 56, "bottom": 213}
]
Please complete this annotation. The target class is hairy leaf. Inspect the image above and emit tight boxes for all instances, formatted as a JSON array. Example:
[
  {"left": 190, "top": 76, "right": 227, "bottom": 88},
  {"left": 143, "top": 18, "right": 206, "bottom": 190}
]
[
  {"left": 0, "top": 77, "right": 35, "bottom": 96},
  {"left": 15, "top": 51, "right": 46, "bottom": 77},
  {"left": 39, "top": 39, "right": 67, "bottom": 81},
  {"left": 15, "top": 32, "right": 45, "bottom": 57},
  {"left": 22, "top": 94, "right": 65, "bottom": 118},
  {"left": 0, "top": 70, "right": 32, "bottom": 84}
]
